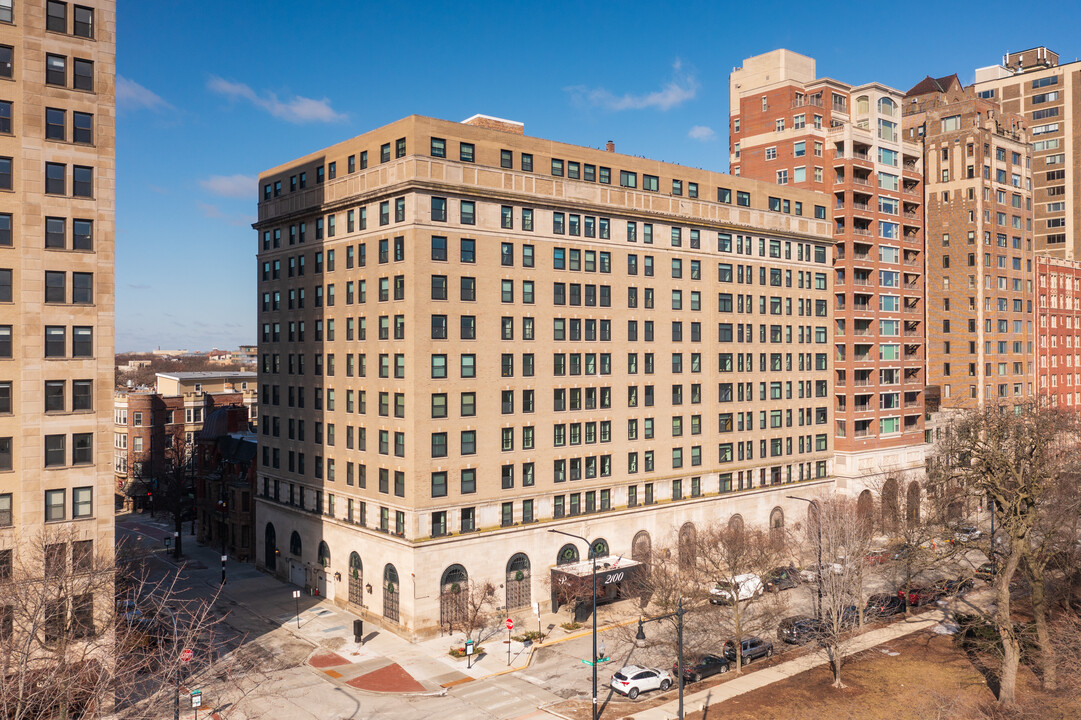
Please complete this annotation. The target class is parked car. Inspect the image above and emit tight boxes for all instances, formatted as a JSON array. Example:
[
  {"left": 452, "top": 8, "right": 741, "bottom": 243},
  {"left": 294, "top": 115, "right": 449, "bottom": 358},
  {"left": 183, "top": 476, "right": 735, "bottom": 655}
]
[
  {"left": 825, "top": 604, "right": 859, "bottom": 629},
  {"left": 763, "top": 565, "right": 801, "bottom": 593},
  {"left": 723, "top": 636, "right": 774, "bottom": 665},
  {"left": 952, "top": 525, "right": 983, "bottom": 543},
  {"left": 675, "top": 654, "right": 730, "bottom": 683},
  {"left": 864, "top": 593, "right": 906, "bottom": 622},
  {"left": 778, "top": 615, "right": 824, "bottom": 645},
  {"left": 975, "top": 562, "right": 996, "bottom": 582},
  {"left": 864, "top": 549, "right": 890, "bottom": 566},
  {"left": 799, "top": 562, "right": 844, "bottom": 583},
  {"left": 709, "top": 573, "right": 764, "bottom": 604},
  {"left": 897, "top": 585, "right": 944, "bottom": 607},
  {"left": 610, "top": 665, "right": 673, "bottom": 699},
  {"left": 933, "top": 576, "right": 975, "bottom": 596}
]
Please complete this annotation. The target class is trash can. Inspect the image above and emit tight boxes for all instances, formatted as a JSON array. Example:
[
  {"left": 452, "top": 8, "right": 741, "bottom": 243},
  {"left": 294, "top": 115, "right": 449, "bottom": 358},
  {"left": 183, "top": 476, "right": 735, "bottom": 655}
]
[{"left": 353, "top": 619, "right": 364, "bottom": 643}]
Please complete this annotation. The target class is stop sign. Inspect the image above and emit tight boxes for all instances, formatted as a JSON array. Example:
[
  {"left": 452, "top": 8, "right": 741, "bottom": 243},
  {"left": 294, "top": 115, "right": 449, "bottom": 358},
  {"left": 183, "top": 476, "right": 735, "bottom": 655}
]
[
  {"left": 506, "top": 618, "right": 514, "bottom": 631},
  {"left": 179, "top": 648, "right": 193, "bottom": 663}
]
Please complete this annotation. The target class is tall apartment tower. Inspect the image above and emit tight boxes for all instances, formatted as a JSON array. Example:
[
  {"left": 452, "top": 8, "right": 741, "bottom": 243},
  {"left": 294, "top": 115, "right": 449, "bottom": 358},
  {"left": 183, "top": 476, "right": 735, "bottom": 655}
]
[
  {"left": 730, "top": 50, "right": 926, "bottom": 490},
  {"left": 255, "top": 114, "right": 837, "bottom": 638},
  {"left": 0, "top": 2, "right": 116, "bottom": 587},
  {"left": 972, "top": 48, "right": 1079, "bottom": 260},
  {"left": 902, "top": 76, "right": 1035, "bottom": 410}
]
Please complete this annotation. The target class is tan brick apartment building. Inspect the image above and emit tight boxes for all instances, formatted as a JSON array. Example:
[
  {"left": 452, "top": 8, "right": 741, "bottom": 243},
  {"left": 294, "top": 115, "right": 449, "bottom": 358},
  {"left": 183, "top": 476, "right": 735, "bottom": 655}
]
[
  {"left": 0, "top": 0, "right": 115, "bottom": 609},
  {"left": 972, "top": 48, "right": 1080, "bottom": 261},
  {"left": 254, "top": 114, "right": 837, "bottom": 638},
  {"left": 729, "top": 50, "right": 926, "bottom": 490},
  {"left": 902, "top": 76, "right": 1035, "bottom": 410}
]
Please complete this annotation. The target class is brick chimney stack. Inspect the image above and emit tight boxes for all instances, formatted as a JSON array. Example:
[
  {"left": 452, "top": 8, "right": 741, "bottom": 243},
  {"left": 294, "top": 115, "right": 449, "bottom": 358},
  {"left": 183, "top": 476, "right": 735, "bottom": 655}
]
[{"left": 605, "top": 140, "right": 615, "bottom": 152}]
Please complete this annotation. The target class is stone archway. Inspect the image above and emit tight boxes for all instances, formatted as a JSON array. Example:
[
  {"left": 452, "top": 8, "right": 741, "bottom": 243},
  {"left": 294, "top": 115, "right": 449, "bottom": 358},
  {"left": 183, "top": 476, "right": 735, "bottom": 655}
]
[
  {"left": 440, "top": 564, "right": 469, "bottom": 628},
  {"left": 906, "top": 481, "right": 921, "bottom": 528},
  {"left": 728, "top": 514, "right": 745, "bottom": 534},
  {"left": 769, "top": 507, "right": 785, "bottom": 550},
  {"left": 882, "top": 476, "right": 901, "bottom": 532},
  {"left": 631, "top": 531, "right": 652, "bottom": 564},
  {"left": 506, "top": 553, "right": 531, "bottom": 610},
  {"left": 348, "top": 552, "right": 363, "bottom": 607},
  {"left": 678, "top": 522, "right": 697, "bottom": 569},
  {"left": 264, "top": 522, "right": 276, "bottom": 572},
  {"left": 383, "top": 564, "right": 400, "bottom": 622},
  {"left": 857, "top": 490, "right": 874, "bottom": 535}
]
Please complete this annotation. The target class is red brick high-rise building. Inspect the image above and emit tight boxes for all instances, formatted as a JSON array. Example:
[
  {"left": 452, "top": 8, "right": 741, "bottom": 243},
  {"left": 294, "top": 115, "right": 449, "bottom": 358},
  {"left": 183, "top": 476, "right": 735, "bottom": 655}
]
[{"left": 730, "top": 50, "right": 926, "bottom": 489}]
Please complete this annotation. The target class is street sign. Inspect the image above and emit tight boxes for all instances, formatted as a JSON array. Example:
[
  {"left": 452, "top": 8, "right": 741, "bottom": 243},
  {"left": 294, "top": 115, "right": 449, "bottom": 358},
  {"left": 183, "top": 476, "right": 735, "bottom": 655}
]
[
  {"left": 221, "top": 555, "right": 228, "bottom": 562},
  {"left": 163, "top": 537, "right": 171, "bottom": 548},
  {"left": 179, "top": 648, "right": 193, "bottom": 663},
  {"left": 292, "top": 590, "right": 301, "bottom": 599},
  {"left": 532, "top": 602, "right": 540, "bottom": 616},
  {"left": 190, "top": 690, "right": 202, "bottom": 708},
  {"left": 505, "top": 617, "right": 514, "bottom": 631},
  {"left": 465, "top": 640, "right": 474, "bottom": 656}
]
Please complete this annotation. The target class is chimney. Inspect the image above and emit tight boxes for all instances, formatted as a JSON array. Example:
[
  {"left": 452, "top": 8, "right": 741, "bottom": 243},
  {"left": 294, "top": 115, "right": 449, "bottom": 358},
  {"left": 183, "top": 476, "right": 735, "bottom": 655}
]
[{"left": 605, "top": 140, "right": 615, "bottom": 152}]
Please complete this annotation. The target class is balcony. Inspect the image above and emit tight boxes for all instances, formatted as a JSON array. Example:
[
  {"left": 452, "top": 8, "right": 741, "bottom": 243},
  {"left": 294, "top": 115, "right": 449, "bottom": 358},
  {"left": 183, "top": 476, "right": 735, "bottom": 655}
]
[
  {"left": 853, "top": 377, "right": 874, "bottom": 387},
  {"left": 903, "top": 210, "right": 919, "bottom": 220},
  {"left": 852, "top": 277, "right": 872, "bottom": 287},
  {"left": 902, "top": 186, "right": 920, "bottom": 196},
  {"left": 792, "top": 96, "right": 825, "bottom": 109},
  {"left": 851, "top": 227, "right": 872, "bottom": 237},
  {"left": 852, "top": 201, "right": 871, "bottom": 212},
  {"left": 852, "top": 176, "right": 872, "bottom": 187}
]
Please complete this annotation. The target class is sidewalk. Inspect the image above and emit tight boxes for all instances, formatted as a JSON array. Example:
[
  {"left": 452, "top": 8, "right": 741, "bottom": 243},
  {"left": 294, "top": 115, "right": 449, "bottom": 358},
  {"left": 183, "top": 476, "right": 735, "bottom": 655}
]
[
  {"left": 119, "top": 513, "right": 603, "bottom": 696},
  {"left": 623, "top": 608, "right": 951, "bottom": 720}
]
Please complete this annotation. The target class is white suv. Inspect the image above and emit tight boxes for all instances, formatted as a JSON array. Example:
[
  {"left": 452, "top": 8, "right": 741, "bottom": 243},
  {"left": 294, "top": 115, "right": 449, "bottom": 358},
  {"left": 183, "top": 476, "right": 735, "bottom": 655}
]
[
  {"left": 610, "top": 665, "right": 673, "bottom": 700},
  {"left": 709, "top": 573, "right": 764, "bottom": 604}
]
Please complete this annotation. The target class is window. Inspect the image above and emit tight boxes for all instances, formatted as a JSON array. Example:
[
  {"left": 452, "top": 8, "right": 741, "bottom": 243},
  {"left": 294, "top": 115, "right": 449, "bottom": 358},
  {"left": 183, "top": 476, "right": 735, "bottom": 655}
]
[
  {"left": 73, "top": 58, "right": 93, "bottom": 91},
  {"left": 46, "top": 53, "right": 67, "bottom": 86},
  {"left": 73, "top": 166, "right": 92, "bottom": 197},
  {"left": 73, "top": 326, "right": 92, "bottom": 356},
  {"left": 46, "top": 162, "right": 65, "bottom": 195},
  {"left": 45, "top": 488, "right": 65, "bottom": 520},
  {"left": 431, "top": 137, "right": 446, "bottom": 157},
  {"left": 72, "top": 487, "right": 92, "bottom": 518},
  {"left": 0, "top": 45, "right": 10, "bottom": 79},
  {"left": 45, "top": 434, "right": 66, "bottom": 468},
  {"left": 77, "top": 113, "right": 96, "bottom": 145},
  {"left": 45, "top": 326, "right": 65, "bottom": 357},
  {"left": 460, "top": 142, "right": 475, "bottom": 163}
]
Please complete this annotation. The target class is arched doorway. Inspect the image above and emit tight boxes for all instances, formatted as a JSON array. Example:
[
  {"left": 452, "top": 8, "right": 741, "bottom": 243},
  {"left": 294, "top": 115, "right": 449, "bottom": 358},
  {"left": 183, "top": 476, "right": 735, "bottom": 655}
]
[
  {"left": 769, "top": 507, "right": 785, "bottom": 550},
  {"left": 264, "top": 523, "right": 276, "bottom": 572},
  {"left": 440, "top": 564, "right": 468, "bottom": 628},
  {"left": 906, "top": 481, "right": 921, "bottom": 528},
  {"left": 728, "top": 514, "right": 745, "bottom": 534},
  {"left": 631, "top": 531, "right": 652, "bottom": 563},
  {"left": 857, "top": 490, "right": 874, "bottom": 535},
  {"left": 506, "top": 553, "right": 531, "bottom": 610},
  {"left": 678, "top": 522, "right": 697, "bottom": 569},
  {"left": 882, "top": 476, "right": 900, "bottom": 532},
  {"left": 289, "top": 531, "right": 302, "bottom": 557},
  {"left": 315, "top": 541, "right": 331, "bottom": 597},
  {"left": 590, "top": 538, "right": 609, "bottom": 559},
  {"left": 383, "top": 564, "right": 400, "bottom": 622},
  {"left": 556, "top": 543, "right": 579, "bottom": 566},
  {"left": 288, "top": 530, "right": 305, "bottom": 587},
  {"left": 348, "top": 552, "right": 363, "bottom": 607}
]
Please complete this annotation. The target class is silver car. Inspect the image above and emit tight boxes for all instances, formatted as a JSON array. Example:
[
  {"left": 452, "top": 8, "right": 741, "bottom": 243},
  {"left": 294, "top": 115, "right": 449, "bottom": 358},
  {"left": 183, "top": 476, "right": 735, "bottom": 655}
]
[{"left": 610, "top": 665, "right": 673, "bottom": 700}]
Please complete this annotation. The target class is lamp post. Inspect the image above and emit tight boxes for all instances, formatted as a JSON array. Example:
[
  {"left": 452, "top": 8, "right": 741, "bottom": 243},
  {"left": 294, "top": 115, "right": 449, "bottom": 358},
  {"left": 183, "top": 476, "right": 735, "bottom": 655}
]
[
  {"left": 788, "top": 495, "right": 822, "bottom": 620},
  {"left": 171, "top": 607, "right": 180, "bottom": 720},
  {"left": 635, "top": 597, "right": 686, "bottom": 719},
  {"left": 989, "top": 496, "right": 997, "bottom": 575},
  {"left": 548, "top": 528, "right": 598, "bottom": 720}
]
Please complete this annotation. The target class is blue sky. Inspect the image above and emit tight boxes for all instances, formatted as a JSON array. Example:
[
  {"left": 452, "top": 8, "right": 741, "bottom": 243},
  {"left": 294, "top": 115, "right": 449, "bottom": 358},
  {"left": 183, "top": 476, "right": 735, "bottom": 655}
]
[{"left": 116, "top": 0, "right": 1081, "bottom": 351}]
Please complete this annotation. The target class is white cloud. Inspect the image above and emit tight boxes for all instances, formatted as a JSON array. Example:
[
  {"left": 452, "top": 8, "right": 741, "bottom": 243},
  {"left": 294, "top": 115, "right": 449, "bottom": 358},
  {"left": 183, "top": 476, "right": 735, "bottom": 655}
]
[
  {"left": 197, "top": 202, "right": 255, "bottom": 228},
  {"left": 207, "top": 76, "right": 346, "bottom": 124},
  {"left": 199, "top": 174, "right": 255, "bottom": 200},
  {"left": 567, "top": 60, "right": 697, "bottom": 112},
  {"left": 688, "top": 125, "right": 716, "bottom": 141},
  {"left": 117, "top": 76, "right": 172, "bottom": 112}
]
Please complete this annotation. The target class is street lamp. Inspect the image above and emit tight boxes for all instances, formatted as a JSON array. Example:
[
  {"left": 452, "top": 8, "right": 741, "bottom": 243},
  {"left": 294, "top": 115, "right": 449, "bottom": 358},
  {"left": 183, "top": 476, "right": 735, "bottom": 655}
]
[
  {"left": 635, "top": 597, "right": 686, "bottom": 719},
  {"left": 788, "top": 495, "right": 822, "bottom": 620},
  {"left": 548, "top": 528, "right": 598, "bottom": 720}
]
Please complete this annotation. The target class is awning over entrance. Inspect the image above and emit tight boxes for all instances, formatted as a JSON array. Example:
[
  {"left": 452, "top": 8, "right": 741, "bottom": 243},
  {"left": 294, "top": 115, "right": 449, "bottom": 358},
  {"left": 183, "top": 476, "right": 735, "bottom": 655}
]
[{"left": 549, "top": 557, "right": 645, "bottom": 614}]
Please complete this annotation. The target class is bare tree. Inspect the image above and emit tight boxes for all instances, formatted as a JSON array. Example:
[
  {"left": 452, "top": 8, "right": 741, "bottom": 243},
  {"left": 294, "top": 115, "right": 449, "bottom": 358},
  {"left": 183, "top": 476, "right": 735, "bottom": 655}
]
[
  {"left": 443, "top": 580, "right": 497, "bottom": 645},
  {"left": 804, "top": 497, "right": 875, "bottom": 688},
  {"left": 0, "top": 527, "right": 260, "bottom": 720},
  {"left": 928, "top": 399, "right": 1080, "bottom": 706}
]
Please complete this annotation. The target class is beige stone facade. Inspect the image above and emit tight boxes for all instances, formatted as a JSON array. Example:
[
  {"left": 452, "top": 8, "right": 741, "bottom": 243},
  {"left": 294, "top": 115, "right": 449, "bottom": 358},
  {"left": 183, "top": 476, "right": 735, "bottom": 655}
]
[
  {"left": 0, "top": 1, "right": 115, "bottom": 594},
  {"left": 254, "top": 115, "right": 837, "bottom": 638}
]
